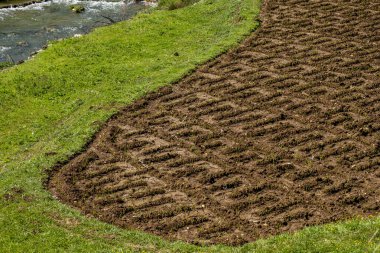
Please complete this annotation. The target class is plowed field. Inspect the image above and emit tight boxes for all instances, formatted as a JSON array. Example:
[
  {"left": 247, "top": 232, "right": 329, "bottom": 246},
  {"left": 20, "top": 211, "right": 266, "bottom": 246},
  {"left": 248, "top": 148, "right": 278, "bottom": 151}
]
[{"left": 49, "top": 0, "right": 380, "bottom": 246}]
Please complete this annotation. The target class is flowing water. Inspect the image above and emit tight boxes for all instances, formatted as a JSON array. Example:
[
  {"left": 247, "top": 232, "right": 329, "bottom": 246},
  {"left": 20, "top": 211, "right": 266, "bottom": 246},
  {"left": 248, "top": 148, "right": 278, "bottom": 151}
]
[{"left": 0, "top": 0, "right": 148, "bottom": 63}]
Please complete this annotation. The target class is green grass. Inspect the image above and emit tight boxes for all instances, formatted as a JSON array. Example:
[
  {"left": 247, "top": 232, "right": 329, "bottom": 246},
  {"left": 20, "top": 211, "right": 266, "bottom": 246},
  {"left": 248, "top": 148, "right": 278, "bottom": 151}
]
[
  {"left": 0, "top": 62, "right": 14, "bottom": 70},
  {"left": 0, "top": 0, "right": 379, "bottom": 252},
  {"left": 158, "top": 0, "right": 200, "bottom": 10}
]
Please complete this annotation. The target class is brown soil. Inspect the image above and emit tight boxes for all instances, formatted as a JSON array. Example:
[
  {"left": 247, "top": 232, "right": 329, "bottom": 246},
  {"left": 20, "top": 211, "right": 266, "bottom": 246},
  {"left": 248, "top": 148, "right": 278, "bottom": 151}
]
[{"left": 49, "top": 0, "right": 380, "bottom": 246}]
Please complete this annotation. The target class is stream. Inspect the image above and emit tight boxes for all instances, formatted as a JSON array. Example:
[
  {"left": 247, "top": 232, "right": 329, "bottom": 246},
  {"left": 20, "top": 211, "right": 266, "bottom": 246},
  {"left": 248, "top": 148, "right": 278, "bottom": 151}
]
[{"left": 0, "top": 0, "right": 148, "bottom": 63}]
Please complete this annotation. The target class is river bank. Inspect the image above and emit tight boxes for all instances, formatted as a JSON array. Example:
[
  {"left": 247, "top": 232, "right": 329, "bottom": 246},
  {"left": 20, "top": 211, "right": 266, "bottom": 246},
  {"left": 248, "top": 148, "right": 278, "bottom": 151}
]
[
  {"left": 0, "top": 0, "right": 147, "bottom": 63},
  {"left": 0, "top": 0, "right": 157, "bottom": 9}
]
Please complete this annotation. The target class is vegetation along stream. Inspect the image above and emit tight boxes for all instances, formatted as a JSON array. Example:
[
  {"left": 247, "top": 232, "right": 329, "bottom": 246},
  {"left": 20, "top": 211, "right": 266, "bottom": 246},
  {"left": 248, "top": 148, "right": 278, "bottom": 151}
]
[{"left": 0, "top": 0, "right": 148, "bottom": 63}]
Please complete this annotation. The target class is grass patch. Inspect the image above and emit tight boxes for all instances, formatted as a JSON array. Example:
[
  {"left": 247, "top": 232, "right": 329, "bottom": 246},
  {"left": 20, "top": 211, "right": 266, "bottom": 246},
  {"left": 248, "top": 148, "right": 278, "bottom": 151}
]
[
  {"left": 0, "top": 62, "right": 14, "bottom": 70},
  {"left": 158, "top": 0, "right": 199, "bottom": 10},
  {"left": 0, "top": 0, "right": 379, "bottom": 252}
]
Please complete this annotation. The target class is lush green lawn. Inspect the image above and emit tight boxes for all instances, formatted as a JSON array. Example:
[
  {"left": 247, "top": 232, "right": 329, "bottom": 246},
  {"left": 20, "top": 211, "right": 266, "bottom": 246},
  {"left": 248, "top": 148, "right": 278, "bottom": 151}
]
[
  {"left": 159, "top": 0, "right": 199, "bottom": 10},
  {"left": 0, "top": 0, "right": 379, "bottom": 252}
]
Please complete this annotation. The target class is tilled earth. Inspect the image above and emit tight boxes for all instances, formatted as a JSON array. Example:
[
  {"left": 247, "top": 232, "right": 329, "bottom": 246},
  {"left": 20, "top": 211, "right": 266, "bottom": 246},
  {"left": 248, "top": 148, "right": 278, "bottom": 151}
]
[{"left": 49, "top": 0, "right": 380, "bottom": 246}]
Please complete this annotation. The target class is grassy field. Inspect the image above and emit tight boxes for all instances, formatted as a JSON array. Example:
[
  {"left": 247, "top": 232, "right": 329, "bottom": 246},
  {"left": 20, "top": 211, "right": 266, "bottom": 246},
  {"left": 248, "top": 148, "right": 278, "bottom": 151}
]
[
  {"left": 0, "top": 0, "right": 379, "bottom": 252},
  {"left": 158, "top": 0, "right": 199, "bottom": 10}
]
